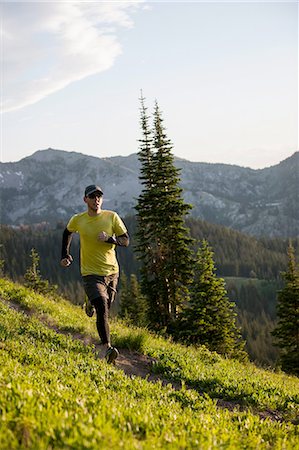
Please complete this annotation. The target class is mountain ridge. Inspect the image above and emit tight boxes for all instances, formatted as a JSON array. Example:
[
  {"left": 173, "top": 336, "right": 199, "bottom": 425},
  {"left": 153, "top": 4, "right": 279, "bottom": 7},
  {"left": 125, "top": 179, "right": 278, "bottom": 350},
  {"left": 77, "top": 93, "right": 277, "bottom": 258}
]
[{"left": 0, "top": 148, "right": 298, "bottom": 237}]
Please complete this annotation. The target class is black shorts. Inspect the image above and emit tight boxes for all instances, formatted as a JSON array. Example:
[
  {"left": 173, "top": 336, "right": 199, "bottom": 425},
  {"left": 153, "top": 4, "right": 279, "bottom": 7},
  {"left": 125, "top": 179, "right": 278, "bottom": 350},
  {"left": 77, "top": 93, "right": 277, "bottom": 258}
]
[{"left": 82, "top": 273, "right": 119, "bottom": 305}]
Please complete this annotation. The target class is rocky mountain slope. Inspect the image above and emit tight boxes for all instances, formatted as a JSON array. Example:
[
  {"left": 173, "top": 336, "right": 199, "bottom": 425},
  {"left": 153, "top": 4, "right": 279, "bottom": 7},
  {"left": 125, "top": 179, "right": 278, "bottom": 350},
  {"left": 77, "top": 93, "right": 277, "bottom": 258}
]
[{"left": 0, "top": 148, "right": 298, "bottom": 237}]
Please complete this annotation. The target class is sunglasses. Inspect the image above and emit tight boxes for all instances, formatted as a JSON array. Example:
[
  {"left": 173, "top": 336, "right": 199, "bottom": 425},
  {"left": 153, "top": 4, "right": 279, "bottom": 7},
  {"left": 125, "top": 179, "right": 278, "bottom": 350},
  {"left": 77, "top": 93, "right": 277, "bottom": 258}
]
[{"left": 88, "top": 192, "right": 103, "bottom": 199}]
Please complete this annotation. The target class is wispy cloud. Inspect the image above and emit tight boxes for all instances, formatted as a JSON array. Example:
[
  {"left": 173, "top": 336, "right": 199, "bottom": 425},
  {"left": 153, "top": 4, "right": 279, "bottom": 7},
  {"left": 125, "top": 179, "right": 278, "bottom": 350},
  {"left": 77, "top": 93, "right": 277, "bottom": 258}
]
[{"left": 1, "top": 1, "right": 143, "bottom": 113}]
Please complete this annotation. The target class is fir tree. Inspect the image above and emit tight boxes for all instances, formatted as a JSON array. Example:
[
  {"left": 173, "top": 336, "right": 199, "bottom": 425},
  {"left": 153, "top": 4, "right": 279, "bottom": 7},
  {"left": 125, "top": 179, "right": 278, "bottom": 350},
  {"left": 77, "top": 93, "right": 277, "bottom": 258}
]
[
  {"left": 272, "top": 242, "right": 299, "bottom": 375},
  {"left": 151, "top": 101, "right": 195, "bottom": 324},
  {"left": 178, "top": 240, "right": 247, "bottom": 359},
  {"left": 136, "top": 91, "right": 154, "bottom": 189},
  {"left": 135, "top": 97, "right": 194, "bottom": 329},
  {"left": 24, "top": 248, "right": 57, "bottom": 295},
  {"left": 134, "top": 93, "right": 158, "bottom": 324}
]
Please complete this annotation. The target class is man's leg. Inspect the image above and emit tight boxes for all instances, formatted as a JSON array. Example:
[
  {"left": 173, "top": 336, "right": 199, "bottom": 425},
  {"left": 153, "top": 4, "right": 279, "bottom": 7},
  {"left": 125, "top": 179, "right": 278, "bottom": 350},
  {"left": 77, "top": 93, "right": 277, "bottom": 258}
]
[
  {"left": 91, "top": 294, "right": 110, "bottom": 347},
  {"left": 91, "top": 294, "right": 118, "bottom": 363},
  {"left": 83, "top": 274, "right": 119, "bottom": 363}
]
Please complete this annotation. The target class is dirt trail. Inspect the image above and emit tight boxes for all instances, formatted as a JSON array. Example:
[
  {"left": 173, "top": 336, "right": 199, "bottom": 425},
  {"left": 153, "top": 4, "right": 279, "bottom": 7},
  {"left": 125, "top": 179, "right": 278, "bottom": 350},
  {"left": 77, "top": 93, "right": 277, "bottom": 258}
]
[{"left": 3, "top": 298, "right": 287, "bottom": 423}]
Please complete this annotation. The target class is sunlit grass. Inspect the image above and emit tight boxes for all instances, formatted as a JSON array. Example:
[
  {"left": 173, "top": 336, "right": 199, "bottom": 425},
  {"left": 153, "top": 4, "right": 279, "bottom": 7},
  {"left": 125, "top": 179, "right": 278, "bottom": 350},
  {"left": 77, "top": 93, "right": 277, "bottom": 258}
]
[{"left": 0, "top": 277, "right": 299, "bottom": 449}]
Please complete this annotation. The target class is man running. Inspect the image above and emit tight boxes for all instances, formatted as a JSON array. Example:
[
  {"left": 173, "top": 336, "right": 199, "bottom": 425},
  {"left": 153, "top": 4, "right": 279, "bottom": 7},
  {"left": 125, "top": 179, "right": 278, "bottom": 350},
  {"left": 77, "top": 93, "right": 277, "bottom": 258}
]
[{"left": 60, "top": 184, "right": 129, "bottom": 364}]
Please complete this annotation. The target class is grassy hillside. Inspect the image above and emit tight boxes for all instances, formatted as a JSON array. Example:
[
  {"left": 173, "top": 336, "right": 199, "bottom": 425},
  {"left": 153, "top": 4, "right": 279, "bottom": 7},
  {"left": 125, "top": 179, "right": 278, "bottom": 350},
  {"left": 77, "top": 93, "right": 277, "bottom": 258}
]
[{"left": 0, "top": 278, "right": 298, "bottom": 449}]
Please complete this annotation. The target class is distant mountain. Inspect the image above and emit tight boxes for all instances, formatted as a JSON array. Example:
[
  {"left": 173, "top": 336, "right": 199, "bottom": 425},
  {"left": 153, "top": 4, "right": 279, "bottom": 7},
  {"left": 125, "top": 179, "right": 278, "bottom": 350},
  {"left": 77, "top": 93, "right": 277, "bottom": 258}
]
[{"left": 0, "top": 148, "right": 298, "bottom": 237}]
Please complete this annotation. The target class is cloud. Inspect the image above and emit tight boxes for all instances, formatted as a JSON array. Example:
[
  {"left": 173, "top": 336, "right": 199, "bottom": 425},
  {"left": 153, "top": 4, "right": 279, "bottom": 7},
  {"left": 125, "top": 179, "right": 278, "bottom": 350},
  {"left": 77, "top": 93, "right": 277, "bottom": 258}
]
[{"left": 1, "top": 1, "right": 143, "bottom": 113}]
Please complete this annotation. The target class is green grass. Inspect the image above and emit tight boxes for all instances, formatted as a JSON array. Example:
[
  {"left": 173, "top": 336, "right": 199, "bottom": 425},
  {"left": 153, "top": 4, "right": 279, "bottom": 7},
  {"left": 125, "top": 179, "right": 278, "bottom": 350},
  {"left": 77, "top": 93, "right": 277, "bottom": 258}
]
[
  {"left": 0, "top": 278, "right": 298, "bottom": 449},
  {"left": 112, "top": 322, "right": 299, "bottom": 415}
]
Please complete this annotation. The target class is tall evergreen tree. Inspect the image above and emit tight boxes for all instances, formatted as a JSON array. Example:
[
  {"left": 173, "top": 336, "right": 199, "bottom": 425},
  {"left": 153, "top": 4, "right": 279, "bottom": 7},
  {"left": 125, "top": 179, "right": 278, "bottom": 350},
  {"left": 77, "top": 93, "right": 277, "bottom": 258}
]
[
  {"left": 150, "top": 101, "right": 195, "bottom": 324},
  {"left": 136, "top": 91, "right": 154, "bottom": 189},
  {"left": 178, "top": 240, "right": 246, "bottom": 359},
  {"left": 135, "top": 97, "right": 194, "bottom": 329},
  {"left": 134, "top": 93, "right": 159, "bottom": 324},
  {"left": 272, "top": 242, "right": 299, "bottom": 375}
]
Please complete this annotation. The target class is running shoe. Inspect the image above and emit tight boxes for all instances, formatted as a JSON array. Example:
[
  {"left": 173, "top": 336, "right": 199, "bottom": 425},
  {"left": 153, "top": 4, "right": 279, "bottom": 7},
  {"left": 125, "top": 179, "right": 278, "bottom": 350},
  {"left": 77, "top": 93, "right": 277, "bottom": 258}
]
[{"left": 105, "top": 346, "right": 119, "bottom": 364}]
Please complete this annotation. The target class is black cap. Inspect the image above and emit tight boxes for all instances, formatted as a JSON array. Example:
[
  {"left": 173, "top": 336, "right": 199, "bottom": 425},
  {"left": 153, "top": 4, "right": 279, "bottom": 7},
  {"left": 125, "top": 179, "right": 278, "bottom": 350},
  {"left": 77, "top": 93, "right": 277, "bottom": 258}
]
[{"left": 84, "top": 184, "right": 103, "bottom": 197}]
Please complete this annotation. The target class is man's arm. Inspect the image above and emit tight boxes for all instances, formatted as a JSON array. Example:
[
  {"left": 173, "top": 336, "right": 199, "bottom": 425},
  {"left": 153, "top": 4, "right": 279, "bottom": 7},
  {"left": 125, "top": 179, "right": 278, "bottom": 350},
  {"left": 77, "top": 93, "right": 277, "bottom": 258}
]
[
  {"left": 98, "top": 232, "right": 130, "bottom": 247},
  {"left": 60, "top": 228, "right": 74, "bottom": 266}
]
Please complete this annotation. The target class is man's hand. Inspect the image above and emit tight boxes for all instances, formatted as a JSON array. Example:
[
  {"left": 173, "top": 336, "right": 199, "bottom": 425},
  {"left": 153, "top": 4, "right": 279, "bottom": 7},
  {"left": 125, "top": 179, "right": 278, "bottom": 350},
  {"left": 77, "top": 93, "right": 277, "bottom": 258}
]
[
  {"left": 60, "top": 255, "right": 73, "bottom": 267},
  {"left": 97, "top": 231, "right": 109, "bottom": 242},
  {"left": 97, "top": 232, "right": 129, "bottom": 246}
]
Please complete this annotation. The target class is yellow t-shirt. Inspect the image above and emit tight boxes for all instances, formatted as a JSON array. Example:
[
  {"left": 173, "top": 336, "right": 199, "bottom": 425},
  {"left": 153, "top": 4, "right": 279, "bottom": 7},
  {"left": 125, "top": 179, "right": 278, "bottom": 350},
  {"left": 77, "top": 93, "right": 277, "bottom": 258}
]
[{"left": 67, "top": 210, "right": 127, "bottom": 276}]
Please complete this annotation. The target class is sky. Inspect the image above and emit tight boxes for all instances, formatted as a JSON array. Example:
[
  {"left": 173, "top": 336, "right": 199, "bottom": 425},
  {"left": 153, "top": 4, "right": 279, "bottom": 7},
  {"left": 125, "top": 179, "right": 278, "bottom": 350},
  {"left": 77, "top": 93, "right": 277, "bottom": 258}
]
[{"left": 1, "top": 0, "right": 298, "bottom": 169}]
